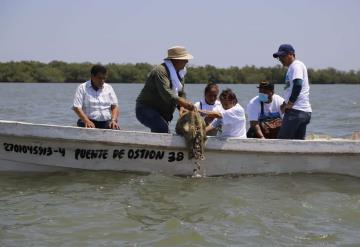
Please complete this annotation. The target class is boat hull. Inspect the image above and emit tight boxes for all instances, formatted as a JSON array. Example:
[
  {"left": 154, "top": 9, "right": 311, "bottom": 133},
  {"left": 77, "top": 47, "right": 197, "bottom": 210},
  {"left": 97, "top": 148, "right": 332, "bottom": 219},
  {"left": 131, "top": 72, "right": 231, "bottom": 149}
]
[{"left": 1, "top": 121, "right": 360, "bottom": 177}]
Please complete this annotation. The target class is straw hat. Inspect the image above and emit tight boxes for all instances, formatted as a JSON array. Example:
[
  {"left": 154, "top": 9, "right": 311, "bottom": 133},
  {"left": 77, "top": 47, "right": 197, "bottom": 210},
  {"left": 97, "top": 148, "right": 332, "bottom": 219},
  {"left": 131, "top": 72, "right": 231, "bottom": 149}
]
[{"left": 165, "top": 46, "right": 194, "bottom": 60}]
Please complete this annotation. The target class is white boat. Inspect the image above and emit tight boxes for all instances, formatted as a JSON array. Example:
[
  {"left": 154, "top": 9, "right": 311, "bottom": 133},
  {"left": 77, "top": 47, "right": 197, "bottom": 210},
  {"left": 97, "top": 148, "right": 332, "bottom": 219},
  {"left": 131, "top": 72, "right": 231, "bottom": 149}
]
[{"left": 0, "top": 120, "right": 359, "bottom": 177}]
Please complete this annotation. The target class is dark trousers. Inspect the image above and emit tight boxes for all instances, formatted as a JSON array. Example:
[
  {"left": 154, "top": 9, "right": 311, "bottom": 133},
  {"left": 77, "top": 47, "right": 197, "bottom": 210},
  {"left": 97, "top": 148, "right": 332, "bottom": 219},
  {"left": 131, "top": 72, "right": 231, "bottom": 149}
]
[
  {"left": 77, "top": 119, "right": 110, "bottom": 129},
  {"left": 277, "top": 109, "right": 311, "bottom": 140},
  {"left": 136, "top": 105, "right": 169, "bottom": 133}
]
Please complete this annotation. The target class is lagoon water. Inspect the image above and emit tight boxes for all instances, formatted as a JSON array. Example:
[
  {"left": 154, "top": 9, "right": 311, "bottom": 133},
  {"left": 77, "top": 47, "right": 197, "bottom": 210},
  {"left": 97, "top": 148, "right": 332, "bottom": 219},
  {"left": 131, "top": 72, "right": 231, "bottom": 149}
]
[{"left": 0, "top": 83, "right": 360, "bottom": 246}]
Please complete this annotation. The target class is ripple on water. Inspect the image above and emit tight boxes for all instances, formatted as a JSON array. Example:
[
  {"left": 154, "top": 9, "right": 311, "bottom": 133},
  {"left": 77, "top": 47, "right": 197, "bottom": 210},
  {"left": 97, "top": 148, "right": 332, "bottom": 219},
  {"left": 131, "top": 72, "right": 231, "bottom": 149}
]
[{"left": 0, "top": 172, "right": 360, "bottom": 246}]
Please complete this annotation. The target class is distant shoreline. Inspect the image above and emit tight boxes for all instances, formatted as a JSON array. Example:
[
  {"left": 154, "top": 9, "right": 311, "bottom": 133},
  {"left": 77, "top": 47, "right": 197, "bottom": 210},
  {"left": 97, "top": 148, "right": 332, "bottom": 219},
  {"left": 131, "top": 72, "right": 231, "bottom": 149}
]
[{"left": 0, "top": 61, "right": 359, "bottom": 84}]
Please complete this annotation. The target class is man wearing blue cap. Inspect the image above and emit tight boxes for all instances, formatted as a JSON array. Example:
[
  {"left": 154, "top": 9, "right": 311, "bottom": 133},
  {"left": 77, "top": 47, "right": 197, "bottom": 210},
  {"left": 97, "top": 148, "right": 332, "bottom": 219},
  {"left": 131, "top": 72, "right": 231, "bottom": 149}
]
[{"left": 273, "top": 44, "right": 312, "bottom": 139}]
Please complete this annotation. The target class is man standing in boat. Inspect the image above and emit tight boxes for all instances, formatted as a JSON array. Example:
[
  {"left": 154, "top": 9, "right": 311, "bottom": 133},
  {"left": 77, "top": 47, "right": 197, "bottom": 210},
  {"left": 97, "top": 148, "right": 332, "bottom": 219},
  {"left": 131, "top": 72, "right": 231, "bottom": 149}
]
[
  {"left": 72, "top": 65, "right": 120, "bottom": 129},
  {"left": 136, "top": 46, "right": 195, "bottom": 133},
  {"left": 273, "top": 44, "right": 312, "bottom": 139}
]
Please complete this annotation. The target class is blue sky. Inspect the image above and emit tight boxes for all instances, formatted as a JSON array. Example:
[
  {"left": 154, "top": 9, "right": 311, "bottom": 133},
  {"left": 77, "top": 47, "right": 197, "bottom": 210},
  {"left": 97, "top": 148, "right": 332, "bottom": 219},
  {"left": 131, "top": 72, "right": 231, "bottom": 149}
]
[{"left": 0, "top": 0, "right": 359, "bottom": 70}]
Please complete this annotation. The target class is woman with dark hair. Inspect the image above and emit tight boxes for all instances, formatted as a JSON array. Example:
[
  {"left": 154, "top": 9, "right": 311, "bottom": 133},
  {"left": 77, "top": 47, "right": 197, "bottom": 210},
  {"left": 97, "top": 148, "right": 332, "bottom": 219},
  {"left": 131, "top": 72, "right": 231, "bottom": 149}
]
[
  {"left": 199, "top": 89, "right": 247, "bottom": 138},
  {"left": 194, "top": 82, "right": 223, "bottom": 136}
]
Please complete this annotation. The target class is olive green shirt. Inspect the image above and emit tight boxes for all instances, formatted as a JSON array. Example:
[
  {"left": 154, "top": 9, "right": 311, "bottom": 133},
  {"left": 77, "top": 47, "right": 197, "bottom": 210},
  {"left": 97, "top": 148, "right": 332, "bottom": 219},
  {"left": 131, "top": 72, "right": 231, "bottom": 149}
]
[{"left": 136, "top": 64, "right": 184, "bottom": 121}]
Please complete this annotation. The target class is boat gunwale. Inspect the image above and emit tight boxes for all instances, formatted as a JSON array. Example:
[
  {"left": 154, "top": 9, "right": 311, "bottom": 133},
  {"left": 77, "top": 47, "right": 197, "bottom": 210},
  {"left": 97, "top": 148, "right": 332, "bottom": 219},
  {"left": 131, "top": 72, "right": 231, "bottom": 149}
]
[{"left": 1, "top": 120, "right": 359, "bottom": 155}]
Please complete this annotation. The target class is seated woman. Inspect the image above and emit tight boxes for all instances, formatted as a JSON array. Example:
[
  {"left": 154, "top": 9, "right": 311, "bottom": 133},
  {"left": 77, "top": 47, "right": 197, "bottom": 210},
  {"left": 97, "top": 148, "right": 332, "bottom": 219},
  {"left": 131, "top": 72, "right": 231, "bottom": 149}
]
[
  {"left": 199, "top": 89, "right": 247, "bottom": 138},
  {"left": 194, "top": 82, "right": 223, "bottom": 135}
]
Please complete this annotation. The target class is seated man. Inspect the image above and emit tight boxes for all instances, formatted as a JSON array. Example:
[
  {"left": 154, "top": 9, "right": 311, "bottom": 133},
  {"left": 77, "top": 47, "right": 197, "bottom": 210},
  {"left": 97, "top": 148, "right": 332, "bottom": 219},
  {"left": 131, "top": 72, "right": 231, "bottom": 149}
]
[
  {"left": 246, "top": 81, "right": 284, "bottom": 139},
  {"left": 194, "top": 82, "right": 223, "bottom": 136},
  {"left": 72, "top": 65, "right": 120, "bottom": 129},
  {"left": 199, "top": 89, "right": 247, "bottom": 138}
]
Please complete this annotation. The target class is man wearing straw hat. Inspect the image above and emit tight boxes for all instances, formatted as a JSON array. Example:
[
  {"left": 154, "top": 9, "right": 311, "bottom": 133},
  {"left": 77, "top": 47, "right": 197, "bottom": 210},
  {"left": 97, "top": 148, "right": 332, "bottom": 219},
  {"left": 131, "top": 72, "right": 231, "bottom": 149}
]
[{"left": 136, "top": 46, "right": 195, "bottom": 133}]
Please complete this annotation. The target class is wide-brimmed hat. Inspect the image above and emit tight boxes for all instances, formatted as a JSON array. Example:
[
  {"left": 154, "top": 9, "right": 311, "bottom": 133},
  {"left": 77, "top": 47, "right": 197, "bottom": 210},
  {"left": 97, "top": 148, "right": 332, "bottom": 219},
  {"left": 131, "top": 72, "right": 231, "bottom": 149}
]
[
  {"left": 165, "top": 46, "right": 194, "bottom": 60},
  {"left": 257, "top": 81, "right": 274, "bottom": 90}
]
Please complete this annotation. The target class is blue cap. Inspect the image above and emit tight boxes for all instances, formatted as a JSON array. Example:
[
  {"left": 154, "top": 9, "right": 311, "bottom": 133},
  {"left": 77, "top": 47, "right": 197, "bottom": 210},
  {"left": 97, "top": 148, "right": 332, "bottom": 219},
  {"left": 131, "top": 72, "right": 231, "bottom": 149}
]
[{"left": 273, "top": 44, "right": 295, "bottom": 58}]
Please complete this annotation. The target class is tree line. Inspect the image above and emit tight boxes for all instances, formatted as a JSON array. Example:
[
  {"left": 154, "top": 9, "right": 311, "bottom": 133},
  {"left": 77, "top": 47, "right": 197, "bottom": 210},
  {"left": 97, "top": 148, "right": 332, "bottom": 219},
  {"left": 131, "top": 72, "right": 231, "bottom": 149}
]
[{"left": 0, "top": 61, "right": 359, "bottom": 84}]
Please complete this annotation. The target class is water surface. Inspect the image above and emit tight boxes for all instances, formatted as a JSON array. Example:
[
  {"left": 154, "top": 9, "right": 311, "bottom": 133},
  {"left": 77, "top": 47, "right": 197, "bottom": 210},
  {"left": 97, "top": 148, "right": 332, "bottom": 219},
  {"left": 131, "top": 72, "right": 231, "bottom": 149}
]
[
  {"left": 0, "top": 83, "right": 360, "bottom": 246},
  {"left": 0, "top": 83, "right": 359, "bottom": 137}
]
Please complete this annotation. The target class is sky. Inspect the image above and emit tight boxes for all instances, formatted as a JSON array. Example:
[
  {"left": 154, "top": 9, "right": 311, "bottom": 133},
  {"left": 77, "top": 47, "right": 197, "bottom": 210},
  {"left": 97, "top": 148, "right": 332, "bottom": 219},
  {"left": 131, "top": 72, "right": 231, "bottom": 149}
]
[{"left": 0, "top": 0, "right": 359, "bottom": 71}]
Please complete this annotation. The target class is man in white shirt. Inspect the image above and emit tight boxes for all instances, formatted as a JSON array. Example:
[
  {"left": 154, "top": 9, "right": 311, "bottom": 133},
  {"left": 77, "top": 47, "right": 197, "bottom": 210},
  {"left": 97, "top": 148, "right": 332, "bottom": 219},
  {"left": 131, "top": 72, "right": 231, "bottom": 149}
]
[
  {"left": 273, "top": 44, "right": 312, "bottom": 139},
  {"left": 246, "top": 81, "right": 284, "bottom": 139},
  {"left": 72, "top": 65, "right": 120, "bottom": 129}
]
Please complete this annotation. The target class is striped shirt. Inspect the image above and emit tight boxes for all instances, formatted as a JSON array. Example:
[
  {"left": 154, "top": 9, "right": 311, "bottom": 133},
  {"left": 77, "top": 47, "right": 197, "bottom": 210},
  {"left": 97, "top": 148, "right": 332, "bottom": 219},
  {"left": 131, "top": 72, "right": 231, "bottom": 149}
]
[{"left": 73, "top": 80, "right": 118, "bottom": 121}]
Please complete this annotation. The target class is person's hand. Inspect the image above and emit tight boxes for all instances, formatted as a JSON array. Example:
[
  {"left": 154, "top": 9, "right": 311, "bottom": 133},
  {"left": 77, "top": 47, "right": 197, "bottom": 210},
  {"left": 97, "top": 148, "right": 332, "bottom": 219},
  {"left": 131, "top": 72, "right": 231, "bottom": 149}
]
[
  {"left": 286, "top": 101, "right": 294, "bottom": 109},
  {"left": 281, "top": 101, "right": 294, "bottom": 113},
  {"left": 84, "top": 119, "right": 95, "bottom": 128},
  {"left": 109, "top": 120, "right": 120, "bottom": 130},
  {"left": 184, "top": 101, "right": 195, "bottom": 111},
  {"left": 178, "top": 97, "right": 194, "bottom": 111},
  {"left": 179, "top": 107, "right": 188, "bottom": 117}
]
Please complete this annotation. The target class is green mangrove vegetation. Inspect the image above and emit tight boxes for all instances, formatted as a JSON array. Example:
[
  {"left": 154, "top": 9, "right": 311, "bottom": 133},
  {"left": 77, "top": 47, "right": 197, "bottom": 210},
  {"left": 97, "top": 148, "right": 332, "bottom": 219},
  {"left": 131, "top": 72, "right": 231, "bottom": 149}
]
[{"left": 0, "top": 61, "right": 359, "bottom": 84}]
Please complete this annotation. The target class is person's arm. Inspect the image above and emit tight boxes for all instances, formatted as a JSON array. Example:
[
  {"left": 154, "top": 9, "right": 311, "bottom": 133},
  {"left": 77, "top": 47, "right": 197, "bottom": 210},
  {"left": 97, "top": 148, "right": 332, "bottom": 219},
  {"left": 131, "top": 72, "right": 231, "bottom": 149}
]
[
  {"left": 280, "top": 100, "right": 286, "bottom": 113},
  {"left": 206, "top": 124, "right": 216, "bottom": 134},
  {"left": 73, "top": 107, "right": 95, "bottom": 128},
  {"left": 177, "top": 97, "right": 194, "bottom": 111},
  {"left": 72, "top": 84, "right": 95, "bottom": 128},
  {"left": 205, "top": 118, "right": 222, "bottom": 134},
  {"left": 72, "top": 84, "right": 94, "bottom": 128},
  {"left": 178, "top": 90, "right": 186, "bottom": 99},
  {"left": 276, "top": 96, "right": 286, "bottom": 117},
  {"left": 108, "top": 105, "right": 120, "bottom": 129},
  {"left": 250, "top": 121, "right": 265, "bottom": 139},
  {"left": 286, "top": 79, "right": 303, "bottom": 109},
  {"left": 107, "top": 85, "right": 120, "bottom": 129},
  {"left": 198, "top": 109, "right": 222, "bottom": 119},
  {"left": 152, "top": 67, "right": 194, "bottom": 112},
  {"left": 153, "top": 67, "right": 181, "bottom": 105},
  {"left": 178, "top": 107, "right": 189, "bottom": 118}
]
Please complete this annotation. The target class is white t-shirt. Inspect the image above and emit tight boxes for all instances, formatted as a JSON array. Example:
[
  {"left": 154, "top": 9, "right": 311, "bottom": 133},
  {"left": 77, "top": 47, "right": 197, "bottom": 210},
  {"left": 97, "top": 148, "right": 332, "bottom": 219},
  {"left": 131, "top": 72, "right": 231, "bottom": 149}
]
[
  {"left": 73, "top": 81, "right": 118, "bottom": 121},
  {"left": 246, "top": 94, "right": 285, "bottom": 121},
  {"left": 284, "top": 60, "right": 312, "bottom": 112},
  {"left": 194, "top": 99, "right": 222, "bottom": 112},
  {"left": 211, "top": 103, "right": 247, "bottom": 138}
]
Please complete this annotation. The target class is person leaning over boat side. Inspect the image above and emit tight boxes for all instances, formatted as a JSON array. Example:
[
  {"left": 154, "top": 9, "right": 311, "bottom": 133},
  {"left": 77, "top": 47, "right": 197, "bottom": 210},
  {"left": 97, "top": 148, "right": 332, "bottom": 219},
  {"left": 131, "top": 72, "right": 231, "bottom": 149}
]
[
  {"left": 194, "top": 82, "right": 223, "bottom": 136},
  {"left": 246, "top": 81, "right": 284, "bottom": 139},
  {"left": 135, "top": 46, "right": 195, "bottom": 133},
  {"left": 273, "top": 44, "right": 312, "bottom": 139},
  {"left": 199, "top": 89, "right": 247, "bottom": 138},
  {"left": 72, "top": 65, "right": 120, "bottom": 129}
]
